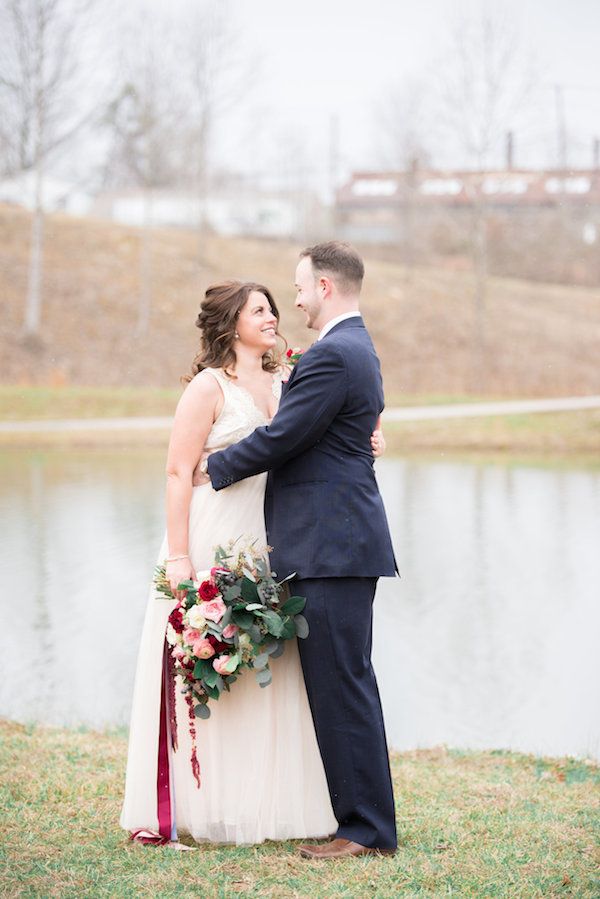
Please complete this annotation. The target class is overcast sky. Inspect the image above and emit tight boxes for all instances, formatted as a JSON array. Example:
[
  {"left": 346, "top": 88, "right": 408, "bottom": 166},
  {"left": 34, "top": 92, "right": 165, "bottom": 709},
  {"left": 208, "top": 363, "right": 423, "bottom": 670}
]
[
  {"left": 219, "top": 0, "right": 600, "bottom": 183},
  {"left": 112, "top": 0, "right": 600, "bottom": 196}
]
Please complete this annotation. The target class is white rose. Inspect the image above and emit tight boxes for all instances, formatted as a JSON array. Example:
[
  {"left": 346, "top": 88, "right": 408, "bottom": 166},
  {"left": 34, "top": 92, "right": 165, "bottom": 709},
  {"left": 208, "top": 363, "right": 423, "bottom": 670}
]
[
  {"left": 187, "top": 606, "right": 207, "bottom": 631},
  {"left": 165, "top": 623, "right": 178, "bottom": 646}
]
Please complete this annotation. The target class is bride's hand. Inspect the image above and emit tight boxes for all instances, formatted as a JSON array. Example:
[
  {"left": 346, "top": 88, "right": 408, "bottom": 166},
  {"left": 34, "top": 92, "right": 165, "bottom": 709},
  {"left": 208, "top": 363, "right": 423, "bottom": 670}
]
[
  {"left": 166, "top": 557, "right": 195, "bottom": 602},
  {"left": 370, "top": 428, "right": 386, "bottom": 458}
]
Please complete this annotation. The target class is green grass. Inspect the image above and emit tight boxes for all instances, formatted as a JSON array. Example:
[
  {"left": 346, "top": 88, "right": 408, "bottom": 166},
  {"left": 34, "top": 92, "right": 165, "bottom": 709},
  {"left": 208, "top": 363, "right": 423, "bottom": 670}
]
[
  {"left": 0, "top": 387, "right": 493, "bottom": 422},
  {"left": 1, "top": 720, "right": 598, "bottom": 897},
  {"left": 0, "top": 386, "right": 180, "bottom": 421},
  {"left": 383, "top": 408, "right": 600, "bottom": 462},
  {"left": 1, "top": 387, "right": 599, "bottom": 460}
]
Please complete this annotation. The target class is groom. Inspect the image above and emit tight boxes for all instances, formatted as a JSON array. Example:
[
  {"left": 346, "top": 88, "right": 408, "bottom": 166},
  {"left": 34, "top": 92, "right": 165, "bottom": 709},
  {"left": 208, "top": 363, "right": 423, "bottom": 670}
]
[{"left": 204, "top": 241, "right": 398, "bottom": 858}]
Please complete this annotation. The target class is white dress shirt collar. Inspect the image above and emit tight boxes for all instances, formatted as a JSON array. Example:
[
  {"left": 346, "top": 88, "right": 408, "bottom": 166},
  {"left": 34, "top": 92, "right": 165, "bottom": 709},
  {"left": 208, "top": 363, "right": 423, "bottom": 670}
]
[{"left": 317, "top": 311, "right": 362, "bottom": 341}]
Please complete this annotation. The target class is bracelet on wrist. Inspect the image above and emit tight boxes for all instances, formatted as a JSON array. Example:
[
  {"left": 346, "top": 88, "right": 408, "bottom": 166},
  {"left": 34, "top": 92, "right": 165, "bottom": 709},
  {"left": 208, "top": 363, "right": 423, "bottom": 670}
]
[{"left": 166, "top": 554, "right": 189, "bottom": 563}]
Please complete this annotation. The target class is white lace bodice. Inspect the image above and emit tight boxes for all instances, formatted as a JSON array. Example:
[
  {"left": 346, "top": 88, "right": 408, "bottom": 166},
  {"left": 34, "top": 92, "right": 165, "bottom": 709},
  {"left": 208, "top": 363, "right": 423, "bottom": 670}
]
[{"left": 202, "top": 367, "right": 283, "bottom": 453}]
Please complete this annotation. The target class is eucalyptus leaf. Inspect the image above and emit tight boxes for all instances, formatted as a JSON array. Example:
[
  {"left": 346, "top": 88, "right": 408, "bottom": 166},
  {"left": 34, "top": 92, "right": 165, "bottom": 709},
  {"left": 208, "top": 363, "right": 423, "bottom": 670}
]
[
  {"left": 255, "top": 667, "right": 272, "bottom": 686},
  {"left": 253, "top": 652, "right": 269, "bottom": 670},
  {"left": 203, "top": 667, "right": 219, "bottom": 688},
  {"left": 232, "top": 610, "right": 254, "bottom": 629},
  {"left": 193, "top": 658, "right": 214, "bottom": 679},
  {"left": 280, "top": 595, "right": 306, "bottom": 616},
  {"left": 241, "top": 577, "right": 259, "bottom": 603},
  {"left": 276, "top": 572, "right": 296, "bottom": 586},
  {"left": 269, "top": 641, "right": 285, "bottom": 659},
  {"left": 261, "top": 610, "right": 284, "bottom": 637},
  {"left": 248, "top": 624, "right": 263, "bottom": 643},
  {"left": 224, "top": 585, "right": 242, "bottom": 602},
  {"left": 294, "top": 614, "right": 309, "bottom": 639},
  {"left": 280, "top": 617, "right": 296, "bottom": 640},
  {"left": 220, "top": 607, "right": 232, "bottom": 628},
  {"left": 194, "top": 703, "right": 211, "bottom": 719}
]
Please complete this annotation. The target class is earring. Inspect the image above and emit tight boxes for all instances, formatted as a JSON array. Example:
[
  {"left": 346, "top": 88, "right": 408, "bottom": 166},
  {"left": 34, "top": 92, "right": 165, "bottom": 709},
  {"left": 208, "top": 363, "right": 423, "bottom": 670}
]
[{"left": 234, "top": 331, "right": 240, "bottom": 339}]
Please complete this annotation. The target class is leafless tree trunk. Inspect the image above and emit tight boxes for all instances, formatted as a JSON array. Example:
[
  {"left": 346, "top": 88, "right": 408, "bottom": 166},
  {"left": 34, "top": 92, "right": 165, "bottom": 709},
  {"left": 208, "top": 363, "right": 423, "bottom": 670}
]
[
  {"left": 376, "top": 78, "right": 431, "bottom": 281},
  {"left": 103, "top": 21, "right": 185, "bottom": 335},
  {"left": 179, "top": 0, "right": 256, "bottom": 259},
  {"left": 0, "top": 0, "right": 102, "bottom": 339},
  {"left": 435, "top": 7, "right": 536, "bottom": 389}
]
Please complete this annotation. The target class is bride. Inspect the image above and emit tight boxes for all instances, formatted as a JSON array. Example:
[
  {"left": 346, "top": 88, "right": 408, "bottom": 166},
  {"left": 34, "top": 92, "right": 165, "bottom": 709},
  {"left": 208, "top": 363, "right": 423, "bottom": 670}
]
[{"left": 120, "top": 279, "right": 384, "bottom": 846}]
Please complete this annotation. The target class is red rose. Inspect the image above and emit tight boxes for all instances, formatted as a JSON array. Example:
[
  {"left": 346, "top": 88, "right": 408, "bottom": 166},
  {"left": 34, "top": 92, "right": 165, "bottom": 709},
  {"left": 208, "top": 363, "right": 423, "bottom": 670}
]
[
  {"left": 286, "top": 348, "right": 293, "bottom": 358},
  {"left": 168, "top": 606, "right": 184, "bottom": 633},
  {"left": 198, "top": 580, "right": 220, "bottom": 601},
  {"left": 207, "top": 634, "right": 229, "bottom": 653}
]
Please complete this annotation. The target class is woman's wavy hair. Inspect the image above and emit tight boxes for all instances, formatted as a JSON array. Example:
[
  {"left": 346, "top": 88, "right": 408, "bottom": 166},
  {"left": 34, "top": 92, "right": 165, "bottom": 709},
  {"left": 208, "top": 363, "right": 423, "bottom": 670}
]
[{"left": 182, "top": 280, "right": 285, "bottom": 383}]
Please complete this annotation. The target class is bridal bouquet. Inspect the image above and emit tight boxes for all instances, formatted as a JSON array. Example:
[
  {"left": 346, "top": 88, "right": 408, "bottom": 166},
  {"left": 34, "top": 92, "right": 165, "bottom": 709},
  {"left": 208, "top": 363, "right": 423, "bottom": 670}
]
[{"left": 155, "top": 541, "right": 308, "bottom": 721}]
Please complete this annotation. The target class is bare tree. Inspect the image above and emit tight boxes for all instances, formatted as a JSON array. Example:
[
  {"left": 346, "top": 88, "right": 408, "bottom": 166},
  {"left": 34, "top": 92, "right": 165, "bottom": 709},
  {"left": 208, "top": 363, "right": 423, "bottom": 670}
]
[
  {"left": 0, "top": 0, "right": 102, "bottom": 339},
  {"left": 103, "top": 20, "right": 186, "bottom": 335},
  {"left": 376, "top": 77, "right": 432, "bottom": 277},
  {"left": 435, "top": 6, "right": 536, "bottom": 387},
  {"left": 103, "top": 2, "right": 255, "bottom": 333},
  {"left": 177, "top": 0, "right": 259, "bottom": 255}
]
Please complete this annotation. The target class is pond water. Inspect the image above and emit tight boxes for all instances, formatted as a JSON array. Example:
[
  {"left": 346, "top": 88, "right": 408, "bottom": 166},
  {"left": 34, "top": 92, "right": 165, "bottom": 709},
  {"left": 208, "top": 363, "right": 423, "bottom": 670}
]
[{"left": 1, "top": 448, "right": 598, "bottom": 761}]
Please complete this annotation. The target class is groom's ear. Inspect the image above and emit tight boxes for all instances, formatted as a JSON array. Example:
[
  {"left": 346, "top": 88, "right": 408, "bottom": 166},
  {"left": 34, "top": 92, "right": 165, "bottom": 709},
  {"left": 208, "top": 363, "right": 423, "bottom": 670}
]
[{"left": 319, "top": 275, "right": 333, "bottom": 299}]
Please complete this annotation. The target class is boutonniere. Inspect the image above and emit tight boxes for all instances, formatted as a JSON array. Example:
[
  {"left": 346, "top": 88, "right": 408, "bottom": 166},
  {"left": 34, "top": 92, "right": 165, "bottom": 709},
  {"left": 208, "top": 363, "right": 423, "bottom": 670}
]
[{"left": 285, "top": 347, "right": 305, "bottom": 366}]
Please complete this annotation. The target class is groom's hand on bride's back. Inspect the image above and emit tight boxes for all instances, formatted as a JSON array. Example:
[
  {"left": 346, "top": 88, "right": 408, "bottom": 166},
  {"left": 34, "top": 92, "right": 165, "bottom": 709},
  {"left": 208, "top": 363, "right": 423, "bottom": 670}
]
[
  {"left": 370, "top": 418, "right": 386, "bottom": 458},
  {"left": 192, "top": 452, "right": 211, "bottom": 486}
]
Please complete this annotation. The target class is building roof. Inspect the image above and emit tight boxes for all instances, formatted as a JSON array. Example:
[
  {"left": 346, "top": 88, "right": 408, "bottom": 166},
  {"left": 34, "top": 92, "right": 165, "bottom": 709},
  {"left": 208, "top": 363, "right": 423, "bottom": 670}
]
[{"left": 337, "top": 169, "right": 600, "bottom": 209}]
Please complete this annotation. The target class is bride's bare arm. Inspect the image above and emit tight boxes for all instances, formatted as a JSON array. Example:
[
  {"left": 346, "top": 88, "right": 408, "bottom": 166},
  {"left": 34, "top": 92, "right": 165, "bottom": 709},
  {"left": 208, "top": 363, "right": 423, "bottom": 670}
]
[{"left": 164, "top": 373, "right": 222, "bottom": 597}]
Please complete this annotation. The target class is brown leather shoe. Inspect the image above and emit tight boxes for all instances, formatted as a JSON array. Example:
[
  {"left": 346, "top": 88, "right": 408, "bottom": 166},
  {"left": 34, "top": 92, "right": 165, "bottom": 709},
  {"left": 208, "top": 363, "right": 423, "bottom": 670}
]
[{"left": 298, "top": 838, "right": 396, "bottom": 859}]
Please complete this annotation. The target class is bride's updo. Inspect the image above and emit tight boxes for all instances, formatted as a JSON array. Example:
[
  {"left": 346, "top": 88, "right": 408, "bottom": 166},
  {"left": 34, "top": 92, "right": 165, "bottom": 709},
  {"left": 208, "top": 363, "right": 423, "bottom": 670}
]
[{"left": 183, "top": 280, "right": 284, "bottom": 383}]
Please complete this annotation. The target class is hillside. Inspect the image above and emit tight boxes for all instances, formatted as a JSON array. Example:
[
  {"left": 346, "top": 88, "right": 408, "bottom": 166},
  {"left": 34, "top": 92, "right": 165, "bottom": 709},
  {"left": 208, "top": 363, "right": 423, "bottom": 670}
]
[{"left": 2, "top": 204, "right": 599, "bottom": 397}]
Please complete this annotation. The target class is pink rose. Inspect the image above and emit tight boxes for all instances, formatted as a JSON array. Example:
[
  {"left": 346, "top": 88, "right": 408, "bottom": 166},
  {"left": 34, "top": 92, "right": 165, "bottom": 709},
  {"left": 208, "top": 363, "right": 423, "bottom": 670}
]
[
  {"left": 199, "top": 598, "right": 226, "bottom": 623},
  {"left": 212, "top": 654, "right": 238, "bottom": 675},
  {"left": 193, "top": 638, "right": 215, "bottom": 659},
  {"left": 172, "top": 644, "right": 186, "bottom": 661},
  {"left": 183, "top": 628, "right": 202, "bottom": 645},
  {"left": 222, "top": 624, "right": 238, "bottom": 639}
]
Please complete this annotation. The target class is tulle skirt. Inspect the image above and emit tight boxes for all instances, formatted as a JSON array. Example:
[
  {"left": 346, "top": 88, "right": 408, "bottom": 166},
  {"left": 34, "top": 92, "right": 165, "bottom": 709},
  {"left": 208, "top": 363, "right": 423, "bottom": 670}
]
[{"left": 120, "top": 475, "right": 337, "bottom": 844}]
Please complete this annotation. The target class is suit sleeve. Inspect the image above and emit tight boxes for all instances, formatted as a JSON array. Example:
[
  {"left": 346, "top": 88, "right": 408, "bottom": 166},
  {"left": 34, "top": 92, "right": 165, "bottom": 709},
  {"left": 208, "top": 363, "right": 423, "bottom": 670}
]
[{"left": 207, "top": 344, "right": 347, "bottom": 490}]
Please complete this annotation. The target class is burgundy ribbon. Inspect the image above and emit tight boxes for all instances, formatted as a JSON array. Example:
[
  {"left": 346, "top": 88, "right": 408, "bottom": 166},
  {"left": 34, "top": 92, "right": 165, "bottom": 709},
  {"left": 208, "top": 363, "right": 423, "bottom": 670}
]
[
  {"left": 130, "top": 639, "right": 172, "bottom": 846},
  {"left": 156, "top": 640, "right": 173, "bottom": 841}
]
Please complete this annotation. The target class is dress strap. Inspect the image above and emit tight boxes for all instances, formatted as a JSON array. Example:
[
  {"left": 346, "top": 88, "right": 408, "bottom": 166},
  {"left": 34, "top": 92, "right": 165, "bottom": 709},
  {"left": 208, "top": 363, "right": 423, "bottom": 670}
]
[{"left": 203, "top": 367, "right": 233, "bottom": 396}]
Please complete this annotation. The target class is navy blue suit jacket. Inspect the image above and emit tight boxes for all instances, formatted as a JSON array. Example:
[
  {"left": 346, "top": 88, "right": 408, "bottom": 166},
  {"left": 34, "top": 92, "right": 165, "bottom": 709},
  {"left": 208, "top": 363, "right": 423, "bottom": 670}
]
[{"left": 207, "top": 317, "right": 398, "bottom": 579}]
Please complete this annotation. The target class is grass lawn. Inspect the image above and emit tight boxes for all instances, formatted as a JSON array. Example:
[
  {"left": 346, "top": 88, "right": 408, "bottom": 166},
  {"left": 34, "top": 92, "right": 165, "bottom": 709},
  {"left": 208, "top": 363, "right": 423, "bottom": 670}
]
[
  {"left": 1, "top": 719, "right": 598, "bottom": 897},
  {"left": 1, "top": 386, "right": 599, "bottom": 461},
  {"left": 0, "top": 386, "right": 181, "bottom": 421}
]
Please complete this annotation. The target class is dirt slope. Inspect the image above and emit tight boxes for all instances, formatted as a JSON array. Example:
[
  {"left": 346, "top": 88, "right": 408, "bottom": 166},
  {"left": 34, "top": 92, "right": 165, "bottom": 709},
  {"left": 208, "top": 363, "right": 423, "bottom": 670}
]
[{"left": 2, "top": 204, "right": 599, "bottom": 397}]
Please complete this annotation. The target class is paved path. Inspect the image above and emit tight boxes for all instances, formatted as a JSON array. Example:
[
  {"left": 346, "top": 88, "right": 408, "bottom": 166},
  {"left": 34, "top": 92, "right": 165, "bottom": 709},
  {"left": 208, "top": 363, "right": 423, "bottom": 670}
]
[{"left": 1, "top": 396, "right": 599, "bottom": 433}]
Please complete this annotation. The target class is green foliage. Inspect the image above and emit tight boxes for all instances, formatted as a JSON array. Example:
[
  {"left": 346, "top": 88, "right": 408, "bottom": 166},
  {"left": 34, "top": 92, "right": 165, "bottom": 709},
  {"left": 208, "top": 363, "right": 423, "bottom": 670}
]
[
  {"left": 293, "top": 614, "right": 309, "bottom": 639},
  {"left": 260, "top": 610, "right": 284, "bottom": 638},
  {"left": 280, "top": 618, "right": 296, "bottom": 640},
  {"left": 240, "top": 576, "right": 259, "bottom": 603},
  {"left": 280, "top": 595, "right": 306, "bottom": 616}
]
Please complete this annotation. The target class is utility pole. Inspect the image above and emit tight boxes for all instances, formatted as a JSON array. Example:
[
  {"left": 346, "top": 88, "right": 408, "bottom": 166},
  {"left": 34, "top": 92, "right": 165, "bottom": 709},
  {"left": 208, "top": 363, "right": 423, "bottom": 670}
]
[
  {"left": 554, "top": 84, "right": 567, "bottom": 171},
  {"left": 328, "top": 113, "right": 340, "bottom": 234}
]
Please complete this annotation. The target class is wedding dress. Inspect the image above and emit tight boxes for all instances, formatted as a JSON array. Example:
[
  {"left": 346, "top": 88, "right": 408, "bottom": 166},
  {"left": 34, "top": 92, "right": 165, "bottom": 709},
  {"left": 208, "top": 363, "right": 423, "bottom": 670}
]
[{"left": 120, "top": 367, "right": 337, "bottom": 844}]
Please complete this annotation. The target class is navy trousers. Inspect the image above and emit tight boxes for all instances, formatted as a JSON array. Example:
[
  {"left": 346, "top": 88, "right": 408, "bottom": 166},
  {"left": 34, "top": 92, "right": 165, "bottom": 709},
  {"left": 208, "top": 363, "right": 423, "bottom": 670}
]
[{"left": 293, "top": 576, "right": 397, "bottom": 850}]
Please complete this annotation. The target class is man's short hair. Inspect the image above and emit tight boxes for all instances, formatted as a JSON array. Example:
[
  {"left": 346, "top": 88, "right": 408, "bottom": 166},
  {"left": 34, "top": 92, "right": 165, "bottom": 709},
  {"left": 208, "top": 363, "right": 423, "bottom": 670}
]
[{"left": 300, "top": 241, "right": 364, "bottom": 294}]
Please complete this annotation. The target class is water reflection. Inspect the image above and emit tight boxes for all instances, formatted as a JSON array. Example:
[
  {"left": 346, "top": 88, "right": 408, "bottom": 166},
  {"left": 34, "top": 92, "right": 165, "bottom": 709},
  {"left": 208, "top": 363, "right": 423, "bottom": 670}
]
[{"left": 0, "top": 449, "right": 598, "bottom": 761}]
